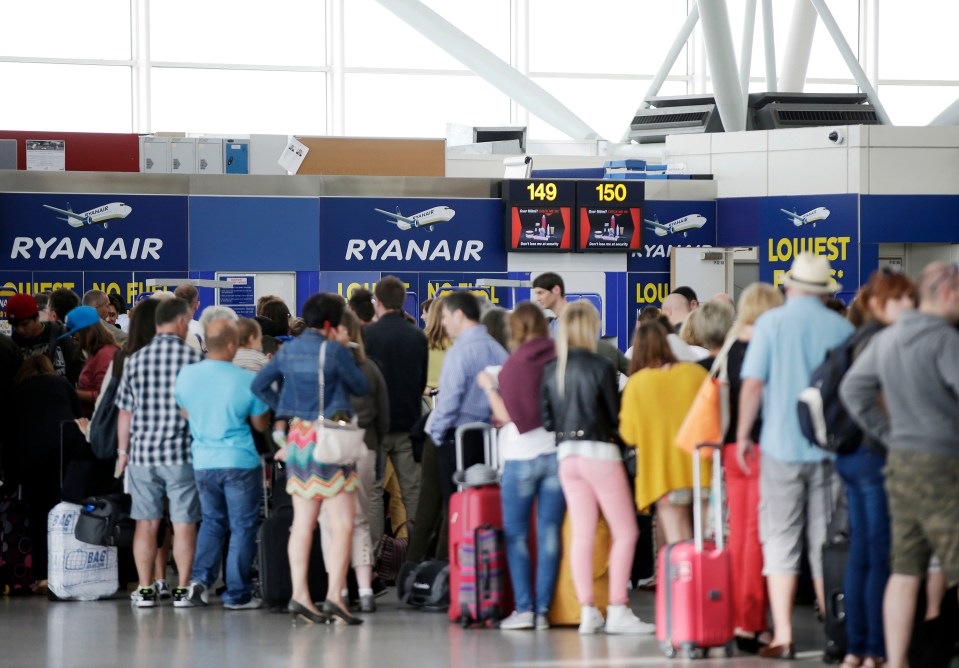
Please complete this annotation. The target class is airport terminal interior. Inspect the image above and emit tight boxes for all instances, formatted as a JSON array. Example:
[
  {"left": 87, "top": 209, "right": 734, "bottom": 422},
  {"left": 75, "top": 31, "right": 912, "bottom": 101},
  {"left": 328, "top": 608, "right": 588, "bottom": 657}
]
[{"left": 3, "top": 1, "right": 959, "bottom": 667}]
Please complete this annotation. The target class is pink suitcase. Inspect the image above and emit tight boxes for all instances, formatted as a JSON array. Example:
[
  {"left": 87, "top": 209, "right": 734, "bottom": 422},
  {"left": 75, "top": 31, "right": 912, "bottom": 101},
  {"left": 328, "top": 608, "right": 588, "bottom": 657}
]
[
  {"left": 655, "top": 445, "right": 734, "bottom": 659},
  {"left": 447, "top": 423, "right": 512, "bottom": 625}
]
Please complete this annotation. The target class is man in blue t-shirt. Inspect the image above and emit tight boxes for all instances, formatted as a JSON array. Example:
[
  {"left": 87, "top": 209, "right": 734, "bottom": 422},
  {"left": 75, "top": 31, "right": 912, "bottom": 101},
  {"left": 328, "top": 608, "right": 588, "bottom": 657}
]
[
  {"left": 175, "top": 318, "right": 270, "bottom": 610},
  {"left": 737, "top": 253, "right": 854, "bottom": 659}
]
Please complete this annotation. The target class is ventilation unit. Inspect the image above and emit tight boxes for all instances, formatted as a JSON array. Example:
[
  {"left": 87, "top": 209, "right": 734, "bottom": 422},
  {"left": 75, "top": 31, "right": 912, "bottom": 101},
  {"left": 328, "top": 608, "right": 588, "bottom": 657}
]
[
  {"left": 627, "top": 95, "right": 725, "bottom": 144},
  {"left": 749, "top": 92, "right": 882, "bottom": 130}
]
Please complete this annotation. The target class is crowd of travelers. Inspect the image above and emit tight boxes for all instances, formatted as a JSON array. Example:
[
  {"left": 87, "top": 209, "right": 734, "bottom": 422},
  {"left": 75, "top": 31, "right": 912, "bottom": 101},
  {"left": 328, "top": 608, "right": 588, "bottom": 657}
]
[{"left": 1, "top": 254, "right": 957, "bottom": 667}]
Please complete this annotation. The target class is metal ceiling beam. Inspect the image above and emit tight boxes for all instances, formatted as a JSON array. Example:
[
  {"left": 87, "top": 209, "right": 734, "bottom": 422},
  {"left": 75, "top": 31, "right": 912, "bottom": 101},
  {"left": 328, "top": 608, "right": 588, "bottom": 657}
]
[
  {"left": 761, "top": 0, "right": 777, "bottom": 91},
  {"left": 374, "top": 0, "right": 600, "bottom": 140},
  {"left": 619, "top": 4, "right": 701, "bottom": 142},
  {"left": 807, "top": 0, "right": 891, "bottom": 124}
]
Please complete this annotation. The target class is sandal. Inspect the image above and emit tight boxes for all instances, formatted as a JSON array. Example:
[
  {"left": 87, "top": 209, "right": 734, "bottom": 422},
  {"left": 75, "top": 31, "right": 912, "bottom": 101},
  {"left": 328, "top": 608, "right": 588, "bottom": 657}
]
[
  {"left": 863, "top": 658, "right": 884, "bottom": 668},
  {"left": 841, "top": 655, "right": 864, "bottom": 668}
]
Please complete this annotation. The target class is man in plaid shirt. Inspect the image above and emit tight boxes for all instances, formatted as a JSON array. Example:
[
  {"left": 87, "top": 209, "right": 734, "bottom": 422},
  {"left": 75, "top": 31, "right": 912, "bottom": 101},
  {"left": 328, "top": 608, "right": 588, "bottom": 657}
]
[{"left": 116, "top": 298, "right": 203, "bottom": 608}]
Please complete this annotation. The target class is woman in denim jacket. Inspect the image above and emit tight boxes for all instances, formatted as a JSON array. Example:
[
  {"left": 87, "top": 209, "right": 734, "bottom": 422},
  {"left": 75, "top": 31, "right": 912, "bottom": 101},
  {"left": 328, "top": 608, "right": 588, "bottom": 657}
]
[{"left": 253, "top": 293, "right": 368, "bottom": 625}]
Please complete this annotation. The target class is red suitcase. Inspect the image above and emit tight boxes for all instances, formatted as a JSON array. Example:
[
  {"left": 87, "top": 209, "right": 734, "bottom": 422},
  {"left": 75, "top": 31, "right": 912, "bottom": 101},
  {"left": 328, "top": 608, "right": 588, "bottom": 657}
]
[
  {"left": 447, "top": 423, "right": 512, "bottom": 625},
  {"left": 656, "top": 445, "right": 735, "bottom": 659}
]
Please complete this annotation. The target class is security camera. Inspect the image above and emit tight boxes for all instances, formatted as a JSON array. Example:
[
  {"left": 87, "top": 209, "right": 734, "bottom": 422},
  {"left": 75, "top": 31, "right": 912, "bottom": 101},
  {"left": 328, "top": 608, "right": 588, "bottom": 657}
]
[{"left": 828, "top": 130, "right": 845, "bottom": 144}]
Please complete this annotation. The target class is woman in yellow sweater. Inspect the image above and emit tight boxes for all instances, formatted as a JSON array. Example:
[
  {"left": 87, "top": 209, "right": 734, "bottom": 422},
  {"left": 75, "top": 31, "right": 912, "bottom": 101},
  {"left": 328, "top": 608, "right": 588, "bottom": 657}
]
[{"left": 620, "top": 320, "right": 710, "bottom": 545}]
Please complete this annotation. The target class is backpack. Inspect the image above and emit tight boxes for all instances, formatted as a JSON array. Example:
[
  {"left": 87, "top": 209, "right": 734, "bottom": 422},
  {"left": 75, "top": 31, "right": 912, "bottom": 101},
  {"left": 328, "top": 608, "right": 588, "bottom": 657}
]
[
  {"left": 797, "top": 328, "right": 874, "bottom": 454},
  {"left": 89, "top": 350, "right": 124, "bottom": 461}
]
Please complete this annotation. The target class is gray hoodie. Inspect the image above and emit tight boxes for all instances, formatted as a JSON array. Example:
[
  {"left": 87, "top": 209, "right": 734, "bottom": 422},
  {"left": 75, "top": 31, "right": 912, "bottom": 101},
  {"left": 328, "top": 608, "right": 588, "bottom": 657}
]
[{"left": 840, "top": 309, "right": 959, "bottom": 458}]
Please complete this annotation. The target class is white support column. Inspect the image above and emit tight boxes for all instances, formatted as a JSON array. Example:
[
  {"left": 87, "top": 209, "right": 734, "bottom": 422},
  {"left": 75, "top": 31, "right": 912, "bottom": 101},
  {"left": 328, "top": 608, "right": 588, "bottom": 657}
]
[
  {"left": 511, "top": 0, "right": 530, "bottom": 129},
  {"left": 780, "top": 0, "right": 817, "bottom": 92},
  {"left": 375, "top": 0, "right": 600, "bottom": 140},
  {"left": 740, "top": 0, "right": 758, "bottom": 109},
  {"left": 698, "top": 0, "right": 746, "bottom": 132},
  {"left": 866, "top": 0, "right": 879, "bottom": 88},
  {"left": 807, "top": 0, "right": 892, "bottom": 125},
  {"left": 761, "top": 0, "right": 777, "bottom": 91},
  {"left": 328, "top": 0, "right": 345, "bottom": 135},
  {"left": 130, "top": 0, "right": 151, "bottom": 133}
]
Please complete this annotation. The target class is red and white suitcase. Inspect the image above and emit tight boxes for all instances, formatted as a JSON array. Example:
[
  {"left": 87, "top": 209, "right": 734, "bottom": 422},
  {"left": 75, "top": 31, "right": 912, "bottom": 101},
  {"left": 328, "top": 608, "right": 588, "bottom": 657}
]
[
  {"left": 655, "top": 445, "right": 735, "bottom": 659},
  {"left": 447, "top": 422, "right": 512, "bottom": 625}
]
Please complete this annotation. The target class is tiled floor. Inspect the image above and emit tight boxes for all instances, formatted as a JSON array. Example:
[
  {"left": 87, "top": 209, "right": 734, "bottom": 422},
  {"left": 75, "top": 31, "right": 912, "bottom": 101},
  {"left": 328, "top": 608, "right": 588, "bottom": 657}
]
[{"left": 0, "top": 589, "right": 831, "bottom": 668}]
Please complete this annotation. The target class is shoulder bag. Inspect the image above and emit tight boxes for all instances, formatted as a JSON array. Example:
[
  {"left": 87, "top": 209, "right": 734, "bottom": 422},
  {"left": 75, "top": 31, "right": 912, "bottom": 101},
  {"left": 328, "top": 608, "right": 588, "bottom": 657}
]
[
  {"left": 311, "top": 341, "right": 367, "bottom": 466},
  {"left": 674, "top": 335, "right": 734, "bottom": 458}
]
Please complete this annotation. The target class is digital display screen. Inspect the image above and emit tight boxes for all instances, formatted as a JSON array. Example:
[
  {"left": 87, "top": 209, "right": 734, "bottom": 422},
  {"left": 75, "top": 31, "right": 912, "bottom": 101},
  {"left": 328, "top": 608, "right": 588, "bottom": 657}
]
[
  {"left": 576, "top": 180, "right": 645, "bottom": 252},
  {"left": 502, "top": 179, "right": 576, "bottom": 252},
  {"left": 509, "top": 206, "right": 572, "bottom": 250}
]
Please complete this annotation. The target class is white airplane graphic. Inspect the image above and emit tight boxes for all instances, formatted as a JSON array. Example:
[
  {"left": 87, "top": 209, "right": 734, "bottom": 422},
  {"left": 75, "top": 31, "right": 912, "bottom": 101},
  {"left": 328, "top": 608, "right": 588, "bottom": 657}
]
[
  {"left": 374, "top": 206, "right": 456, "bottom": 232},
  {"left": 43, "top": 202, "right": 133, "bottom": 229},
  {"left": 644, "top": 213, "right": 707, "bottom": 238},
  {"left": 781, "top": 206, "right": 830, "bottom": 228}
]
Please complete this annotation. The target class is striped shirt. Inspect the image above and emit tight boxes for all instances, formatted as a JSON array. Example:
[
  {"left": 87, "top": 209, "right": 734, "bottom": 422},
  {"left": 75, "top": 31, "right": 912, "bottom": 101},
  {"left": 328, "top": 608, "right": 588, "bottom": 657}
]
[{"left": 115, "top": 334, "right": 202, "bottom": 466}]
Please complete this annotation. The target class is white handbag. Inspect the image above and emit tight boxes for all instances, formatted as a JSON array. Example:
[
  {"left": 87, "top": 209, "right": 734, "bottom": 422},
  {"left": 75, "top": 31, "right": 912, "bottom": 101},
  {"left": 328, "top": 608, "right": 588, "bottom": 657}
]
[{"left": 311, "top": 341, "right": 367, "bottom": 466}]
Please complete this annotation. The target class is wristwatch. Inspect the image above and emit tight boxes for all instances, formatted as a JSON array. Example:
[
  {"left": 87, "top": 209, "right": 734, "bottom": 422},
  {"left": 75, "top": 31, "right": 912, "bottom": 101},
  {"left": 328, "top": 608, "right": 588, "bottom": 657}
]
[{"left": 117, "top": 450, "right": 129, "bottom": 456}]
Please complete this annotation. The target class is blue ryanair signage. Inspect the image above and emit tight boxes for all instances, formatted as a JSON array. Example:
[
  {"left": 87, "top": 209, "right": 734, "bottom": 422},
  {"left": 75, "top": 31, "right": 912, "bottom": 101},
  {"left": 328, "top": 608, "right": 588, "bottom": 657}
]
[
  {"left": 626, "top": 200, "right": 717, "bottom": 272},
  {"left": 0, "top": 193, "right": 188, "bottom": 271},
  {"left": 318, "top": 197, "right": 506, "bottom": 272}
]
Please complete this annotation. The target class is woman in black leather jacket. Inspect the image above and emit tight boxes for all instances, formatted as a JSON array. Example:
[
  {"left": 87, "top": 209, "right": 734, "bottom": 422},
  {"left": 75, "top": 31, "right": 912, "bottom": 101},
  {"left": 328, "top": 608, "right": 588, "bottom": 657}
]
[{"left": 540, "top": 301, "right": 654, "bottom": 636}]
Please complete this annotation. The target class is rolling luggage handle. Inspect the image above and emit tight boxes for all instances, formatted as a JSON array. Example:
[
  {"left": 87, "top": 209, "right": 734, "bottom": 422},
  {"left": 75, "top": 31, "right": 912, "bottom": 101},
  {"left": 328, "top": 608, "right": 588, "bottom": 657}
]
[
  {"left": 453, "top": 422, "right": 497, "bottom": 492},
  {"left": 692, "top": 444, "right": 724, "bottom": 553}
]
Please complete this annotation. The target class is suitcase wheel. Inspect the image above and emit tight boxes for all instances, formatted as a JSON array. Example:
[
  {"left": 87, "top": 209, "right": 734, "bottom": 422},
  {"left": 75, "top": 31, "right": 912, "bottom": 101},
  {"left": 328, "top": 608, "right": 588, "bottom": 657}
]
[
  {"left": 660, "top": 641, "right": 677, "bottom": 659},
  {"left": 724, "top": 642, "right": 735, "bottom": 658},
  {"left": 461, "top": 604, "right": 472, "bottom": 629}
]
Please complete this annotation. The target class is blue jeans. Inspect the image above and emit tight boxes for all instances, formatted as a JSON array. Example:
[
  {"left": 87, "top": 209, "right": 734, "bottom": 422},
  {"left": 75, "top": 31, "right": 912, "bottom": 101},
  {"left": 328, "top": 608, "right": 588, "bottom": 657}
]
[
  {"left": 191, "top": 467, "right": 262, "bottom": 606},
  {"left": 501, "top": 454, "right": 566, "bottom": 616},
  {"left": 836, "top": 447, "right": 890, "bottom": 658}
]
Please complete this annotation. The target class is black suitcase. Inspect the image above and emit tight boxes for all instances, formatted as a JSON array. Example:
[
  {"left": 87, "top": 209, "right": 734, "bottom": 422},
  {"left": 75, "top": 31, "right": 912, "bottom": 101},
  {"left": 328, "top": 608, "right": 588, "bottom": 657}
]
[
  {"left": 821, "top": 537, "right": 849, "bottom": 663},
  {"left": 398, "top": 559, "right": 450, "bottom": 611},
  {"left": 821, "top": 462, "right": 849, "bottom": 664},
  {"left": 256, "top": 462, "right": 327, "bottom": 610}
]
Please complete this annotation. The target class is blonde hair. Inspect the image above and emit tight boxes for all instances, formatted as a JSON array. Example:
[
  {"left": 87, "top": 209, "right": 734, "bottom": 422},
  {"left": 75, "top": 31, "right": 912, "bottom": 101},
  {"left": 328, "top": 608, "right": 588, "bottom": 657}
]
[
  {"left": 678, "top": 308, "right": 703, "bottom": 346},
  {"left": 735, "top": 283, "right": 784, "bottom": 329},
  {"left": 555, "top": 300, "right": 599, "bottom": 396},
  {"left": 696, "top": 300, "right": 735, "bottom": 351},
  {"left": 425, "top": 296, "right": 450, "bottom": 351}
]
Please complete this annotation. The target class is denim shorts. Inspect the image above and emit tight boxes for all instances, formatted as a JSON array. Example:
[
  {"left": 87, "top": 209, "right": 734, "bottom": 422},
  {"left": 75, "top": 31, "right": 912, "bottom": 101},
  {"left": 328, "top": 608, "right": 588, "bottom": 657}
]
[{"left": 127, "top": 463, "right": 201, "bottom": 524}]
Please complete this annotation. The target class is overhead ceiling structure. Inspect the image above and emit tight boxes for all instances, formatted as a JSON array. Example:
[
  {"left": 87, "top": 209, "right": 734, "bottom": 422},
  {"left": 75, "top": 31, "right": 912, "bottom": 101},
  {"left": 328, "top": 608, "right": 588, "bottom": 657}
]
[
  {"left": 624, "top": 0, "right": 892, "bottom": 143},
  {"left": 375, "top": 0, "right": 959, "bottom": 142}
]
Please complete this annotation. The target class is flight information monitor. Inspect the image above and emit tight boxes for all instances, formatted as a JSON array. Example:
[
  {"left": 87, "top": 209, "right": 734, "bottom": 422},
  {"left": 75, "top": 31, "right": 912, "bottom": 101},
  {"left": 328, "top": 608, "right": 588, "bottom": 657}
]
[
  {"left": 502, "top": 179, "right": 575, "bottom": 252},
  {"left": 576, "top": 180, "right": 644, "bottom": 252}
]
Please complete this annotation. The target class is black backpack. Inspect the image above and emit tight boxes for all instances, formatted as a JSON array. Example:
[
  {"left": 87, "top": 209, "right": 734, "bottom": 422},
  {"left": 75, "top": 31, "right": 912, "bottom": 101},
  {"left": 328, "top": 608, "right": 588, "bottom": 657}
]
[
  {"left": 89, "top": 350, "right": 124, "bottom": 461},
  {"left": 797, "top": 328, "right": 874, "bottom": 454}
]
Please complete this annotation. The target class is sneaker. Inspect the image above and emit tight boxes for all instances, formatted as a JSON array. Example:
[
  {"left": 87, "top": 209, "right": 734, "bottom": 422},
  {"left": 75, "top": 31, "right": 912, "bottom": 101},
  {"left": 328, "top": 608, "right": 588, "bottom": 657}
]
[
  {"left": 578, "top": 605, "right": 605, "bottom": 635},
  {"left": 173, "top": 584, "right": 206, "bottom": 608},
  {"left": 535, "top": 615, "right": 551, "bottom": 631},
  {"left": 224, "top": 597, "right": 263, "bottom": 611},
  {"left": 154, "top": 579, "right": 172, "bottom": 601},
  {"left": 131, "top": 587, "right": 158, "bottom": 608},
  {"left": 604, "top": 604, "right": 656, "bottom": 635},
  {"left": 499, "top": 610, "right": 535, "bottom": 630},
  {"left": 358, "top": 594, "right": 377, "bottom": 613}
]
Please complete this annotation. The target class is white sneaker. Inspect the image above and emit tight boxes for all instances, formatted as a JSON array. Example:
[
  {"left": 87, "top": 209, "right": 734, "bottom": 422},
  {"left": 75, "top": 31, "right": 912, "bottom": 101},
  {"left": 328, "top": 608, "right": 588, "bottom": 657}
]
[
  {"left": 154, "top": 579, "right": 172, "bottom": 601},
  {"left": 535, "top": 614, "right": 550, "bottom": 631},
  {"left": 578, "top": 605, "right": 605, "bottom": 635},
  {"left": 604, "top": 604, "right": 656, "bottom": 635},
  {"left": 224, "top": 597, "right": 263, "bottom": 611},
  {"left": 499, "top": 610, "right": 535, "bottom": 630},
  {"left": 130, "top": 586, "right": 157, "bottom": 608}
]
